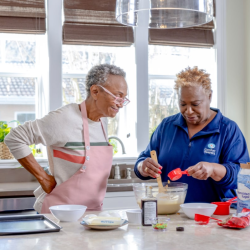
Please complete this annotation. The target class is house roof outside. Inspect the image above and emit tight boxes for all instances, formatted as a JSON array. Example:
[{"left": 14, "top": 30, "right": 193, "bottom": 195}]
[{"left": 0, "top": 77, "right": 86, "bottom": 105}]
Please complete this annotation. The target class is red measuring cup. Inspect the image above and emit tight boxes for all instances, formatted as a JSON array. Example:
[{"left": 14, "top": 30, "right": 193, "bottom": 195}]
[
  {"left": 168, "top": 168, "right": 190, "bottom": 181},
  {"left": 194, "top": 214, "right": 222, "bottom": 224},
  {"left": 211, "top": 196, "right": 237, "bottom": 215}
]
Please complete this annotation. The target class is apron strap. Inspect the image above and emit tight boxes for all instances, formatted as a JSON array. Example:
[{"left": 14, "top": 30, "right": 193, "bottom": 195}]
[
  {"left": 80, "top": 101, "right": 90, "bottom": 147},
  {"left": 100, "top": 118, "right": 109, "bottom": 142}
]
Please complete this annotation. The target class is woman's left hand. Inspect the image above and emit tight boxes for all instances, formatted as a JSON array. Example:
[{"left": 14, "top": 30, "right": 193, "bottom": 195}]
[{"left": 186, "top": 162, "right": 215, "bottom": 180}]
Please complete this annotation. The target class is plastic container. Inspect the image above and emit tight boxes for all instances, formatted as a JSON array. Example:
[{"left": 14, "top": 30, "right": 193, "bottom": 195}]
[
  {"left": 237, "top": 163, "right": 250, "bottom": 213},
  {"left": 150, "top": 217, "right": 170, "bottom": 231},
  {"left": 211, "top": 202, "right": 230, "bottom": 215},
  {"left": 133, "top": 182, "right": 188, "bottom": 215},
  {"left": 180, "top": 203, "right": 217, "bottom": 219},
  {"left": 126, "top": 209, "right": 142, "bottom": 225},
  {"left": 49, "top": 205, "right": 87, "bottom": 222}
]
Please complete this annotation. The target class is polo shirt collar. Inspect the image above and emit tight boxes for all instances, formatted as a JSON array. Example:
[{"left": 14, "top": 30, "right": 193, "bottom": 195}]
[{"left": 173, "top": 108, "right": 222, "bottom": 137}]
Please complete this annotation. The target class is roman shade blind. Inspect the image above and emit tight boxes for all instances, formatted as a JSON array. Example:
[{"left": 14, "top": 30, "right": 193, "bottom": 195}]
[
  {"left": 149, "top": 1, "right": 216, "bottom": 48},
  {"left": 0, "top": 0, "right": 46, "bottom": 34},
  {"left": 63, "top": 0, "right": 134, "bottom": 46}
]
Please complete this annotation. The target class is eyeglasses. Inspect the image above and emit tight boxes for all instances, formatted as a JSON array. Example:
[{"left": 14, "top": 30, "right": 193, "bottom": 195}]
[{"left": 98, "top": 85, "right": 130, "bottom": 106}]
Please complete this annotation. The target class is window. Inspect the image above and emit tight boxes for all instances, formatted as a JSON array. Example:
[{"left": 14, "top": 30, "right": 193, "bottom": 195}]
[
  {"left": 15, "top": 112, "right": 36, "bottom": 125},
  {"left": 149, "top": 78, "right": 179, "bottom": 137},
  {"left": 0, "top": 33, "right": 45, "bottom": 125},
  {"left": 148, "top": 45, "right": 217, "bottom": 134},
  {"left": 62, "top": 45, "right": 137, "bottom": 155}
]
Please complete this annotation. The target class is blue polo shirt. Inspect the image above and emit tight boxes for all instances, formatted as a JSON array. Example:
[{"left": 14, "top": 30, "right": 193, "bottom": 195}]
[{"left": 134, "top": 108, "right": 249, "bottom": 203}]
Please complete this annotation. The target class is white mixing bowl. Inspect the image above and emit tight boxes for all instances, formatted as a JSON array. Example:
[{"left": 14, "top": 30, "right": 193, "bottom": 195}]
[
  {"left": 180, "top": 203, "right": 217, "bottom": 219},
  {"left": 49, "top": 205, "right": 87, "bottom": 222}
]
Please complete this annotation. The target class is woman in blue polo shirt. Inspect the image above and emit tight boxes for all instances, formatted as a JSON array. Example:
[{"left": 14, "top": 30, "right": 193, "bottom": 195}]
[{"left": 134, "top": 66, "right": 249, "bottom": 203}]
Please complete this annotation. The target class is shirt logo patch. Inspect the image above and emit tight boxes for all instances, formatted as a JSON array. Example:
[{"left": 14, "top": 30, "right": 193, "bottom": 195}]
[
  {"left": 208, "top": 143, "right": 215, "bottom": 149},
  {"left": 204, "top": 143, "right": 216, "bottom": 155}
]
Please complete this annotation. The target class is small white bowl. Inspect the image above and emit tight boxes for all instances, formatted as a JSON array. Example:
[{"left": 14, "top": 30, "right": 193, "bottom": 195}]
[
  {"left": 49, "top": 205, "right": 87, "bottom": 222},
  {"left": 180, "top": 203, "right": 217, "bottom": 219},
  {"left": 126, "top": 209, "right": 142, "bottom": 225}
]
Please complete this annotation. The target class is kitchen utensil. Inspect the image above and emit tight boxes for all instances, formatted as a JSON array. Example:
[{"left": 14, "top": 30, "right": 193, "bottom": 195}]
[
  {"left": 168, "top": 168, "right": 190, "bottom": 181},
  {"left": 150, "top": 150, "right": 164, "bottom": 192},
  {"left": 133, "top": 182, "right": 188, "bottom": 214},
  {"left": 0, "top": 214, "right": 62, "bottom": 235},
  {"left": 126, "top": 209, "right": 142, "bottom": 225},
  {"left": 80, "top": 220, "right": 128, "bottom": 230},
  {"left": 49, "top": 205, "right": 87, "bottom": 222},
  {"left": 180, "top": 203, "right": 217, "bottom": 219},
  {"left": 212, "top": 196, "right": 237, "bottom": 215},
  {"left": 194, "top": 214, "right": 222, "bottom": 224},
  {"left": 226, "top": 196, "right": 238, "bottom": 203}
]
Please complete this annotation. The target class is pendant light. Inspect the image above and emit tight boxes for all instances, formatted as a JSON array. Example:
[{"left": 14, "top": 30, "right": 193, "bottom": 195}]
[{"left": 116, "top": 0, "right": 213, "bottom": 29}]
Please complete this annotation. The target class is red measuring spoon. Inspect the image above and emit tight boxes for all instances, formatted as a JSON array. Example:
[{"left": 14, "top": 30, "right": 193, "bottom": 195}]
[
  {"left": 194, "top": 214, "right": 222, "bottom": 224},
  {"left": 168, "top": 168, "right": 190, "bottom": 181}
]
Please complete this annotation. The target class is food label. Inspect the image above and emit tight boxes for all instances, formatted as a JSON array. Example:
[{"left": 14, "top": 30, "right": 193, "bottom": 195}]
[
  {"left": 237, "top": 168, "right": 250, "bottom": 213},
  {"left": 144, "top": 202, "right": 157, "bottom": 225}
]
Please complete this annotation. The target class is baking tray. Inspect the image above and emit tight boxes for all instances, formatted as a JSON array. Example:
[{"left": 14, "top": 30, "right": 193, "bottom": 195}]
[{"left": 0, "top": 214, "right": 62, "bottom": 235}]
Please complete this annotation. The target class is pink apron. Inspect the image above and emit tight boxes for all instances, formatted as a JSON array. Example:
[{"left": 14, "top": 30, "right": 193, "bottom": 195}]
[{"left": 41, "top": 101, "right": 113, "bottom": 213}]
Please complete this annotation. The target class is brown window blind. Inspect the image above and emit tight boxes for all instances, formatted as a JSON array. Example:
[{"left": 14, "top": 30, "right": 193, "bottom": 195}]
[
  {"left": 0, "top": 0, "right": 46, "bottom": 34},
  {"left": 63, "top": 0, "right": 134, "bottom": 47},
  {"left": 149, "top": 1, "right": 215, "bottom": 48}
]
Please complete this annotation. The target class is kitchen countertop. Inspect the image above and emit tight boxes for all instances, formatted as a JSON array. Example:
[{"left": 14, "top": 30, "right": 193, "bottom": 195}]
[
  {"left": 0, "top": 179, "right": 157, "bottom": 197},
  {"left": 0, "top": 209, "right": 249, "bottom": 250},
  {"left": 0, "top": 182, "right": 39, "bottom": 197}
]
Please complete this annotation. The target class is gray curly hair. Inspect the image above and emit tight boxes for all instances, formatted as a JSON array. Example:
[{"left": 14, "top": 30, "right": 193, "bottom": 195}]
[{"left": 85, "top": 64, "right": 126, "bottom": 97}]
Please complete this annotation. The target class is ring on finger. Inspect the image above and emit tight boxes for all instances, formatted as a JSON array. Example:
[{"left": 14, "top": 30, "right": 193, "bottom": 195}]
[{"left": 145, "top": 167, "right": 148, "bottom": 173}]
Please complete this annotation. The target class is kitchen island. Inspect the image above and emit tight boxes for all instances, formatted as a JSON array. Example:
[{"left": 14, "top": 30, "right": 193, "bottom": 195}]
[{"left": 0, "top": 210, "right": 249, "bottom": 250}]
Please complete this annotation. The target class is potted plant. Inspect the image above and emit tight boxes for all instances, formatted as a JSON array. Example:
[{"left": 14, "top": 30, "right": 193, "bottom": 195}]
[{"left": 0, "top": 120, "right": 19, "bottom": 159}]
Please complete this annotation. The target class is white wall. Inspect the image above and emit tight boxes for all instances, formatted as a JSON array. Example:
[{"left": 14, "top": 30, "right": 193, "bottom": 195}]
[
  {"left": 225, "top": 0, "right": 250, "bottom": 147},
  {"left": 0, "top": 105, "right": 35, "bottom": 122},
  {"left": 246, "top": 0, "right": 250, "bottom": 149}
]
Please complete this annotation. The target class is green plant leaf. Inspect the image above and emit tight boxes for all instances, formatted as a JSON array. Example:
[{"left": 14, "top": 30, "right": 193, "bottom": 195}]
[
  {"left": 109, "top": 139, "right": 118, "bottom": 155},
  {"left": 0, "top": 120, "right": 20, "bottom": 142},
  {"left": 29, "top": 144, "right": 36, "bottom": 156}
]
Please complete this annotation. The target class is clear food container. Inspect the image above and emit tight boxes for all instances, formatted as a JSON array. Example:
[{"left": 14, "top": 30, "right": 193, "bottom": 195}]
[
  {"left": 133, "top": 182, "right": 188, "bottom": 215},
  {"left": 151, "top": 217, "right": 170, "bottom": 231}
]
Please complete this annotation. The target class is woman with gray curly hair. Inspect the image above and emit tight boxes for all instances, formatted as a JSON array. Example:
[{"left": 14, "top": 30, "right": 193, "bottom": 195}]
[{"left": 5, "top": 64, "right": 129, "bottom": 213}]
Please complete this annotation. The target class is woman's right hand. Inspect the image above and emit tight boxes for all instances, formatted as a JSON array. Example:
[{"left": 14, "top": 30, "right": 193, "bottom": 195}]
[
  {"left": 39, "top": 174, "right": 57, "bottom": 194},
  {"left": 138, "top": 158, "right": 162, "bottom": 178},
  {"left": 16, "top": 153, "right": 57, "bottom": 194}
]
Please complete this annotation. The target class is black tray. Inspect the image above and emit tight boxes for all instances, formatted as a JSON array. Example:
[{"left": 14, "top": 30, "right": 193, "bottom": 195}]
[{"left": 0, "top": 214, "right": 62, "bottom": 235}]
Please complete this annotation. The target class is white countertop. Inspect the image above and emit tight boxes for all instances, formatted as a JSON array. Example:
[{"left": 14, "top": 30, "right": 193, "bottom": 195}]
[{"left": 0, "top": 209, "right": 249, "bottom": 250}]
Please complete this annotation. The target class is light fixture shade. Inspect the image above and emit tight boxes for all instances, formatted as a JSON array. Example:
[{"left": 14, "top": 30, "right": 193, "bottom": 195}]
[{"left": 116, "top": 0, "right": 213, "bottom": 29}]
